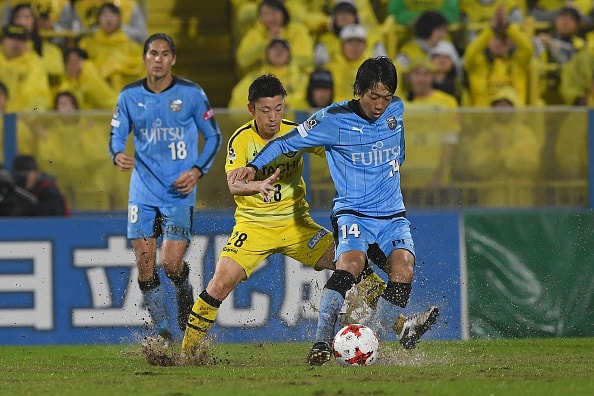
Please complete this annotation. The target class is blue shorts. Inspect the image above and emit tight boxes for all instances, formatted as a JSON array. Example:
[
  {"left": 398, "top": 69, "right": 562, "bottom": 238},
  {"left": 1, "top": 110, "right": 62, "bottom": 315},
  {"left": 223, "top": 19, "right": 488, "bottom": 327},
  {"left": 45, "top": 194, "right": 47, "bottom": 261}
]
[
  {"left": 127, "top": 202, "right": 193, "bottom": 243},
  {"left": 332, "top": 213, "right": 415, "bottom": 262}
]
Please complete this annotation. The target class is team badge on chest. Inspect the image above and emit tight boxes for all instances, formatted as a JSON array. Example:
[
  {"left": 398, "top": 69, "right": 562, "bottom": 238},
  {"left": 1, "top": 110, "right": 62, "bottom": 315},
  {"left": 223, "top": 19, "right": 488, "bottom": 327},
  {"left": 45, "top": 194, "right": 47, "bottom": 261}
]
[
  {"left": 170, "top": 99, "right": 182, "bottom": 112},
  {"left": 387, "top": 116, "right": 397, "bottom": 130}
]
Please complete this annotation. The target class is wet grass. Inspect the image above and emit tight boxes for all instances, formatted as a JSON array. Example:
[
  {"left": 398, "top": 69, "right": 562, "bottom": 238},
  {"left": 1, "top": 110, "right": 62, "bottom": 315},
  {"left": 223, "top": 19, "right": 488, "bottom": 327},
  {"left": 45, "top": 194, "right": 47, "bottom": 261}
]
[{"left": 1, "top": 338, "right": 593, "bottom": 395}]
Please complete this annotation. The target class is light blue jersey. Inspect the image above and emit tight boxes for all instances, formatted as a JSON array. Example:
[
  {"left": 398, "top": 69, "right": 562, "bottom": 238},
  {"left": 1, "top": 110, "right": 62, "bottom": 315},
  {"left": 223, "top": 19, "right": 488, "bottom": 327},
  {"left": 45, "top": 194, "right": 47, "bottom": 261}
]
[
  {"left": 109, "top": 76, "right": 222, "bottom": 206},
  {"left": 249, "top": 98, "right": 406, "bottom": 218}
]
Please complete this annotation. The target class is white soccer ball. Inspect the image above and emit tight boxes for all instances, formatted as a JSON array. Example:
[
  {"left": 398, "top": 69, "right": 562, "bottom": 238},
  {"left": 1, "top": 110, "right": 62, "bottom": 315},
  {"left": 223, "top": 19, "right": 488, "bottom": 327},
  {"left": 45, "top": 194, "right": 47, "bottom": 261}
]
[{"left": 332, "top": 324, "right": 379, "bottom": 366}]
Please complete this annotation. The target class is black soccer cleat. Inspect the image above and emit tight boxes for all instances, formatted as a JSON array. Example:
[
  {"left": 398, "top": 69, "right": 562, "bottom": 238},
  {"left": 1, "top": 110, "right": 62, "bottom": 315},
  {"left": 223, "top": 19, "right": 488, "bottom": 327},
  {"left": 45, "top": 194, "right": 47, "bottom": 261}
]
[
  {"left": 158, "top": 329, "right": 174, "bottom": 347},
  {"left": 177, "top": 286, "right": 194, "bottom": 331},
  {"left": 306, "top": 341, "right": 332, "bottom": 366}
]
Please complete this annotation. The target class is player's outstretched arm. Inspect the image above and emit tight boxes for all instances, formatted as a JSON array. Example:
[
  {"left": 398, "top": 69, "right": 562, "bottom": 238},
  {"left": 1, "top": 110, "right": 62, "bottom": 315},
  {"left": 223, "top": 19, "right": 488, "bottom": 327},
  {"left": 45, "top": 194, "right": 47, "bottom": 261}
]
[
  {"left": 227, "top": 168, "right": 280, "bottom": 202},
  {"left": 227, "top": 166, "right": 257, "bottom": 184}
]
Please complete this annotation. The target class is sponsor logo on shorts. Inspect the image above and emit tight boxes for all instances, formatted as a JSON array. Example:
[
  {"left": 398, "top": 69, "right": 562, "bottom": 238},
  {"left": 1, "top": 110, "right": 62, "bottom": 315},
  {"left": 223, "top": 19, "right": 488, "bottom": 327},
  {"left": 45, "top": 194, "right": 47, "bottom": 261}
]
[
  {"left": 307, "top": 228, "right": 329, "bottom": 249},
  {"left": 223, "top": 246, "right": 238, "bottom": 254}
]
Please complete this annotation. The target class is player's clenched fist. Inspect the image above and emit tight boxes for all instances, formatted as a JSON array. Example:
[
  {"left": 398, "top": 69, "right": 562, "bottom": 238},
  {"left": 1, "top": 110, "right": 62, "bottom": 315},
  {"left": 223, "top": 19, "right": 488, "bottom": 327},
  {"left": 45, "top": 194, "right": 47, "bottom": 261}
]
[{"left": 114, "top": 152, "right": 134, "bottom": 171}]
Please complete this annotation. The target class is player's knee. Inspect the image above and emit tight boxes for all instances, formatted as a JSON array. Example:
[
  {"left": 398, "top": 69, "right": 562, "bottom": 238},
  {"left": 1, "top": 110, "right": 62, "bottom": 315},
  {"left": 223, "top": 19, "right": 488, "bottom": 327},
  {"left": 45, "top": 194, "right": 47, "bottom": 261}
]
[
  {"left": 206, "top": 266, "right": 244, "bottom": 301},
  {"left": 387, "top": 249, "right": 415, "bottom": 279},
  {"left": 205, "top": 277, "right": 233, "bottom": 302}
]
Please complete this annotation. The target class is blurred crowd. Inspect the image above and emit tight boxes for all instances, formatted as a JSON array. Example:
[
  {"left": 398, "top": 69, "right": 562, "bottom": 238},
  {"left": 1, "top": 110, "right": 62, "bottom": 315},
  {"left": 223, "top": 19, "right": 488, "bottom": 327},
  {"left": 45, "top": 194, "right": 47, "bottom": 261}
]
[
  {"left": 1, "top": 0, "right": 593, "bottom": 212},
  {"left": 0, "top": 0, "right": 145, "bottom": 211},
  {"left": 228, "top": 0, "right": 593, "bottom": 208},
  {"left": 228, "top": 0, "right": 594, "bottom": 110}
]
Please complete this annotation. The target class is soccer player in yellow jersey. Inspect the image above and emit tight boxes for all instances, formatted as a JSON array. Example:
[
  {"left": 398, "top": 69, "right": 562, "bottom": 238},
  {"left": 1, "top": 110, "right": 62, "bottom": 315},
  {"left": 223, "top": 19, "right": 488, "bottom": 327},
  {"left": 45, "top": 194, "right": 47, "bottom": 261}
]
[{"left": 182, "top": 74, "right": 384, "bottom": 355}]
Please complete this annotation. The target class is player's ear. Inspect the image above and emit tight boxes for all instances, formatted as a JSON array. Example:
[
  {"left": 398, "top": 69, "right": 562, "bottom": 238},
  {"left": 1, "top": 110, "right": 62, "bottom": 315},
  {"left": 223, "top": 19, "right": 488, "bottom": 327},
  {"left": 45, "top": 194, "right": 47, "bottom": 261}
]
[
  {"left": 171, "top": 55, "right": 176, "bottom": 66},
  {"left": 353, "top": 82, "right": 361, "bottom": 97},
  {"left": 247, "top": 103, "right": 255, "bottom": 116}
]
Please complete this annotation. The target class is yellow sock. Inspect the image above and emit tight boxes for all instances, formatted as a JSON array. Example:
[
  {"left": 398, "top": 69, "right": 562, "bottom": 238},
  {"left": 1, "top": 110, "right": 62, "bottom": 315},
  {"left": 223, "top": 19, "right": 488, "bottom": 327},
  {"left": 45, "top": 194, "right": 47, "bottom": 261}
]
[
  {"left": 181, "top": 296, "right": 218, "bottom": 354},
  {"left": 393, "top": 313, "right": 407, "bottom": 336},
  {"left": 358, "top": 272, "right": 387, "bottom": 309}
]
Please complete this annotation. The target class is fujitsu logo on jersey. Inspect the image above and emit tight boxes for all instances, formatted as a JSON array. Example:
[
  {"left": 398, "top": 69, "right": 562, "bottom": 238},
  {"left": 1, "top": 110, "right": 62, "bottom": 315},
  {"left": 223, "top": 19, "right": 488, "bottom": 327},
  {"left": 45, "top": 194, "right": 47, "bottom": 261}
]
[
  {"left": 140, "top": 118, "right": 185, "bottom": 144},
  {"left": 351, "top": 141, "right": 400, "bottom": 166}
]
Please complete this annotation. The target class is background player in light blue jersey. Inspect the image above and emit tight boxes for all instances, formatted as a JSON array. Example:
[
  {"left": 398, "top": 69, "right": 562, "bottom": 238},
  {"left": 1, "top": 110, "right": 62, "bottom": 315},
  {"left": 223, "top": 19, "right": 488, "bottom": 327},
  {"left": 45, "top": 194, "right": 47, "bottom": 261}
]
[
  {"left": 229, "top": 57, "right": 438, "bottom": 365},
  {"left": 109, "top": 33, "right": 222, "bottom": 343}
]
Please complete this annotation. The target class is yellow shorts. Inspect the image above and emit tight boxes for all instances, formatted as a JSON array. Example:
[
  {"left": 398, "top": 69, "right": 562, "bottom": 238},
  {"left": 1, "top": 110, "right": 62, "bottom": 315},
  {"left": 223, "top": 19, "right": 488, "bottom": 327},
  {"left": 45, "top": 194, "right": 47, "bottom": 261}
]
[{"left": 219, "top": 216, "right": 333, "bottom": 278}]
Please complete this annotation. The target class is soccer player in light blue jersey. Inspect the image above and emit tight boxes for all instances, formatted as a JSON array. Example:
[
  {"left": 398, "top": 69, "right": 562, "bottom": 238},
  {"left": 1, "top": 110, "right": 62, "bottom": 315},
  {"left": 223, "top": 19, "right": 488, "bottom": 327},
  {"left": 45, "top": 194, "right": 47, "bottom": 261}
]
[
  {"left": 109, "top": 33, "right": 222, "bottom": 343},
  {"left": 228, "top": 57, "right": 439, "bottom": 365}
]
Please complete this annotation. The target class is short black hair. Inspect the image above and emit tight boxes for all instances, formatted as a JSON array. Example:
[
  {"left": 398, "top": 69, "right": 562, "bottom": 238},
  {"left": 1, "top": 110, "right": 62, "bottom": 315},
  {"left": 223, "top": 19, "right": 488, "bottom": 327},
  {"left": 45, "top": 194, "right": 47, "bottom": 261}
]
[
  {"left": 267, "top": 38, "right": 290, "bottom": 51},
  {"left": 413, "top": 11, "right": 448, "bottom": 40},
  {"left": 63, "top": 46, "right": 88, "bottom": 62},
  {"left": 557, "top": 6, "right": 581, "bottom": 24},
  {"left": 98, "top": 3, "right": 120, "bottom": 18},
  {"left": 331, "top": 2, "right": 359, "bottom": 34},
  {"left": 307, "top": 69, "right": 334, "bottom": 107},
  {"left": 353, "top": 57, "right": 397, "bottom": 96},
  {"left": 12, "top": 155, "right": 37, "bottom": 171},
  {"left": 54, "top": 91, "right": 79, "bottom": 110},
  {"left": 248, "top": 74, "right": 287, "bottom": 103},
  {"left": 143, "top": 33, "right": 176, "bottom": 57}
]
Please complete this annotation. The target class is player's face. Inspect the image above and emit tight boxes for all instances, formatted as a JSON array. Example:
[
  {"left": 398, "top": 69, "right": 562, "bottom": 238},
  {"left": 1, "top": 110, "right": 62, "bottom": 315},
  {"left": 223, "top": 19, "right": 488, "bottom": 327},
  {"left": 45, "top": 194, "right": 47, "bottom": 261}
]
[
  {"left": 249, "top": 95, "right": 285, "bottom": 139},
  {"left": 358, "top": 83, "right": 393, "bottom": 120},
  {"left": 143, "top": 39, "right": 176, "bottom": 80}
]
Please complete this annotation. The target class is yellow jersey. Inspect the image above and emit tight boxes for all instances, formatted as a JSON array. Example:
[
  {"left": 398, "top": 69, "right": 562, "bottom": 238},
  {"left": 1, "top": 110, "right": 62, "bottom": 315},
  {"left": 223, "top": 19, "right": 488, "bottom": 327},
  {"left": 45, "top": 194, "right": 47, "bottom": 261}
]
[{"left": 225, "top": 118, "right": 324, "bottom": 224}]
